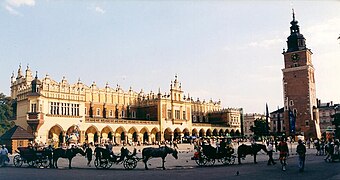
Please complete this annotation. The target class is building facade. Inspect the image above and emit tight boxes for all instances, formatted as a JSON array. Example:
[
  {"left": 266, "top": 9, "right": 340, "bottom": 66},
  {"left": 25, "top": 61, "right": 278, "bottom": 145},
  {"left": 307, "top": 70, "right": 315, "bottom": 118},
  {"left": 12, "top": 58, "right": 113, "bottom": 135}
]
[
  {"left": 269, "top": 108, "right": 285, "bottom": 134},
  {"left": 242, "top": 113, "right": 265, "bottom": 138},
  {"left": 317, "top": 100, "right": 338, "bottom": 135},
  {"left": 281, "top": 11, "right": 321, "bottom": 139},
  {"left": 10, "top": 66, "right": 242, "bottom": 146}
]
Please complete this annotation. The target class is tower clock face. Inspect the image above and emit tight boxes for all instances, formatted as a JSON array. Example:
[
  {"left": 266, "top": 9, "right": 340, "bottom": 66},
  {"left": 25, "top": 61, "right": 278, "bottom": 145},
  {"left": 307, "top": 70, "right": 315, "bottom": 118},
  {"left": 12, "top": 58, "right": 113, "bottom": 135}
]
[{"left": 291, "top": 53, "right": 300, "bottom": 62}]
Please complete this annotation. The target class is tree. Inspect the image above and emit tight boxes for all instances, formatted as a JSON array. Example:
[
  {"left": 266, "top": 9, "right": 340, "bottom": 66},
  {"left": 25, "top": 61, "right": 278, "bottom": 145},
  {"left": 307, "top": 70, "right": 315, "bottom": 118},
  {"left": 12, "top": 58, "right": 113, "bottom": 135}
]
[
  {"left": 250, "top": 118, "right": 268, "bottom": 140},
  {"left": 331, "top": 113, "right": 340, "bottom": 139},
  {"left": 0, "top": 93, "right": 15, "bottom": 135}
]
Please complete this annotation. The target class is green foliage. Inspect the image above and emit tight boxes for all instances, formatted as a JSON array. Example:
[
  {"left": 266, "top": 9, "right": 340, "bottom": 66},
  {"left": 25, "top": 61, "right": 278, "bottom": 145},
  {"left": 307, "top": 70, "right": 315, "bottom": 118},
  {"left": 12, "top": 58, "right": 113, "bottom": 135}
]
[
  {"left": 332, "top": 113, "right": 340, "bottom": 139},
  {"left": 0, "top": 93, "right": 15, "bottom": 135},
  {"left": 250, "top": 118, "right": 269, "bottom": 139}
]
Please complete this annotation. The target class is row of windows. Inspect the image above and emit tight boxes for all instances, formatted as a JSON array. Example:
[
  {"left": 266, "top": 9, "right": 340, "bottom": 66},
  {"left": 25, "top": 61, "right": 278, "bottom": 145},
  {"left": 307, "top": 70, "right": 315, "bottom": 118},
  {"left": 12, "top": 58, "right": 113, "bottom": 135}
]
[
  {"left": 85, "top": 107, "right": 136, "bottom": 118},
  {"left": 167, "top": 110, "right": 186, "bottom": 120},
  {"left": 50, "top": 102, "right": 80, "bottom": 116}
]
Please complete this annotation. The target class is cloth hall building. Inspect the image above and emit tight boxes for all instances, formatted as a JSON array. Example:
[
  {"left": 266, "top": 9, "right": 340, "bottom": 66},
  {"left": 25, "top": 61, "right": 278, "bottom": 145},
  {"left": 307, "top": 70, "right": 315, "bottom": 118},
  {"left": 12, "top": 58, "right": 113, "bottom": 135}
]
[{"left": 10, "top": 66, "right": 242, "bottom": 146}]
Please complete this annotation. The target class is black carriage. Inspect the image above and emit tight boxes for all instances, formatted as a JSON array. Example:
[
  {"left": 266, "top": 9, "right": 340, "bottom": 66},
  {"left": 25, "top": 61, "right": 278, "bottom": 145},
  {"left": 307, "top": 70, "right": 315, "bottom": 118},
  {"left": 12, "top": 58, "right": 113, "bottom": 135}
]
[
  {"left": 13, "top": 147, "right": 51, "bottom": 168},
  {"left": 193, "top": 144, "right": 236, "bottom": 166},
  {"left": 94, "top": 147, "right": 138, "bottom": 170}
]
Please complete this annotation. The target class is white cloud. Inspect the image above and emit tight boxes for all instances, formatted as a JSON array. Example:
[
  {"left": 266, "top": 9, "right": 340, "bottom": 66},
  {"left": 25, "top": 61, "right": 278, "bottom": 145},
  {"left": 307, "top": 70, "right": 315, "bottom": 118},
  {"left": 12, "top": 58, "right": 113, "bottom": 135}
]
[
  {"left": 95, "top": 6, "right": 105, "bottom": 14},
  {"left": 4, "top": 0, "right": 35, "bottom": 16},
  {"left": 5, "top": 5, "right": 21, "bottom": 16},
  {"left": 7, "top": 0, "right": 35, "bottom": 7}
]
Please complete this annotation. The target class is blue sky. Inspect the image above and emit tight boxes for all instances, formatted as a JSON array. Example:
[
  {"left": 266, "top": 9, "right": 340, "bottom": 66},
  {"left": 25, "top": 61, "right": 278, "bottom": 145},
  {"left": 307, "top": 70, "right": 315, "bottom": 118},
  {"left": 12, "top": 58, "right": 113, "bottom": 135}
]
[{"left": 1, "top": 0, "right": 340, "bottom": 113}]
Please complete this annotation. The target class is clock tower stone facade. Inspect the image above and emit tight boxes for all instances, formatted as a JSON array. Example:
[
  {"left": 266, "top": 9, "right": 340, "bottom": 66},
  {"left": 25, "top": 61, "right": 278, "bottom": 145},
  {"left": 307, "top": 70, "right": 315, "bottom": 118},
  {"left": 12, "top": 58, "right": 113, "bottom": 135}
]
[{"left": 282, "top": 11, "right": 321, "bottom": 139}]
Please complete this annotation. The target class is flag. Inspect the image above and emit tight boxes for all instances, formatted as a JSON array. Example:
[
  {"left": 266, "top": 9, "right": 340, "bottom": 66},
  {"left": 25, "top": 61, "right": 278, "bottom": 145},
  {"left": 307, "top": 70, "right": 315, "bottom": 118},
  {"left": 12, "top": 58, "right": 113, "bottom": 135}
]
[
  {"left": 265, "top": 103, "right": 269, "bottom": 135},
  {"left": 289, "top": 108, "right": 296, "bottom": 134}
]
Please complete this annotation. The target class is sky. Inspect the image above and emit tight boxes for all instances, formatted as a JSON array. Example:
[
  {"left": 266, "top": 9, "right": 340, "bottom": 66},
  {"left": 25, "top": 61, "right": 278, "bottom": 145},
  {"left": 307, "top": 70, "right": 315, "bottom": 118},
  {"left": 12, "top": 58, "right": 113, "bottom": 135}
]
[{"left": 1, "top": 0, "right": 340, "bottom": 114}]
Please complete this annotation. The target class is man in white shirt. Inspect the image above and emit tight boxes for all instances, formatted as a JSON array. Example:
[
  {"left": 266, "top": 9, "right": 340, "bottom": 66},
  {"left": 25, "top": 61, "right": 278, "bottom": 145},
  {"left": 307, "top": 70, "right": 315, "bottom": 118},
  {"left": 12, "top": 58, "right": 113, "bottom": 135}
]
[{"left": 267, "top": 142, "right": 276, "bottom": 165}]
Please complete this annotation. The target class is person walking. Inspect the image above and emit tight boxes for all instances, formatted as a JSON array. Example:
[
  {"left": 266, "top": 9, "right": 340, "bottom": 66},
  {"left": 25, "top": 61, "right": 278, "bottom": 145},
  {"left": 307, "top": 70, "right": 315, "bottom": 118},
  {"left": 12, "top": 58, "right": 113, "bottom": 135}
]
[
  {"left": 267, "top": 142, "right": 276, "bottom": 165},
  {"left": 85, "top": 143, "right": 93, "bottom": 167},
  {"left": 278, "top": 137, "right": 289, "bottom": 171},
  {"left": 296, "top": 139, "right": 306, "bottom": 172}
]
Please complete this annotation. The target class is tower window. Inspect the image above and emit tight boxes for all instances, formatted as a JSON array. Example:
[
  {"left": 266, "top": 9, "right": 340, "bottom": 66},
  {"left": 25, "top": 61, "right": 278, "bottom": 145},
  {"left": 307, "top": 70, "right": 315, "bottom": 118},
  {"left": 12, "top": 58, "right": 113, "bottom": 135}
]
[
  {"left": 290, "top": 100, "right": 294, "bottom": 106},
  {"left": 96, "top": 108, "right": 100, "bottom": 116},
  {"left": 305, "top": 120, "right": 309, "bottom": 127}
]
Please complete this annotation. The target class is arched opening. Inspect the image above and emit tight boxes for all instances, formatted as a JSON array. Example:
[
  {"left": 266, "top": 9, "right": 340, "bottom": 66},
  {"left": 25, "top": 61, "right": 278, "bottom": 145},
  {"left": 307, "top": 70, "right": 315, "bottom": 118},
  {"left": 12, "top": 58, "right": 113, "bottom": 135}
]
[
  {"left": 85, "top": 126, "right": 99, "bottom": 144},
  {"left": 219, "top": 129, "right": 225, "bottom": 136},
  {"left": 225, "top": 129, "right": 230, "bottom": 135},
  {"left": 140, "top": 127, "right": 149, "bottom": 144},
  {"left": 48, "top": 125, "right": 64, "bottom": 147},
  {"left": 206, "top": 129, "right": 212, "bottom": 137},
  {"left": 121, "top": 132, "right": 126, "bottom": 143},
  {"left": 101, "top": 126, "right": 113, "bottom": 143},
  {"left": 199, "top": 129, "right": 205, "bottom": 137},
  {"left": 94, "top": 132, "right": 99, "bottom": 143},
  {"left": 143, "top": 132, "right": 149, "bottom": 143},
  {"left": 128, "top": 127, "right": 138, "bottom": 143},
  {"left": 66, "top": 125, "right": 80, "bottom": 144},
  {"left": 173, "top": 128, "right": 181, "bottom": 141},
  {"left": 108, "top": 132, "right": 113, "bottom": 141},
  {"left": 115, "top": 126, "right": 126, "bottom": 145},
  {"left": 132, "top": 132, "right": 138, "bottom": 142},
  {"left": 230, "top": 129, "right": 235, "bottom": 137},
  {"left": 212, "top": 129, "right": 218, "bottom": 136},
  {"left": 235, "top": 129, "right": 240, "bottom": 137},
  {"left": 164, "top": 128, "right": 172, "bottom": 141},
  {"left": 192, "top": 129, "right": 198, "bottom": 137},
  {"left": 151, "top": 127, "right": 160, "bottom": 144}
]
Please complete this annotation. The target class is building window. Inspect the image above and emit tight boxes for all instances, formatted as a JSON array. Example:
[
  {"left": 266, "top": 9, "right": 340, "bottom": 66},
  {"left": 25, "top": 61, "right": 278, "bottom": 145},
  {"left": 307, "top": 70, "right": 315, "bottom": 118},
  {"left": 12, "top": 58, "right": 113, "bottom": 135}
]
[
  {"left": 132, "top": 111, "right": 136, "bottom": 118},
  {"left": 96, "top": 108, "right": 100, "bottom": 116},
  {"left": 290, "top": 100, "right": 294, "bottom": 106},
  {"left": 305, "top": 120, "right": 309, "bottom": 127},
  {"left": 167, "top": 110, "right": 172, "bottom": 119},
  {"left": 183, "top": 111, "right": 186, "bottom": 120},
  {"left": 31, "top": 103, "right": 37, "bottom": 113},
  {"left": 192, "top": 115, "right": 196, "bottom": 122},
  {"left": 121, "top": 110, "right": 125, "bottom": 118},
  {"left": 175, "top": 110, "right": 180, "bottom": 119}
]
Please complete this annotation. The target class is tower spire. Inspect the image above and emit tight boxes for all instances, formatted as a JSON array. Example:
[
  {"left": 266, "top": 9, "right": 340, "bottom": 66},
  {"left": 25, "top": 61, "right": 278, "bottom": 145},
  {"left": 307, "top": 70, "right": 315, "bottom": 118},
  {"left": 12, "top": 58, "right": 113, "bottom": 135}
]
[
  {"left": 286, "top": 9, "right": 307, "bottom": 52},
  {"left": 292, "top": 8, "right": 295, "bottom": 21}
]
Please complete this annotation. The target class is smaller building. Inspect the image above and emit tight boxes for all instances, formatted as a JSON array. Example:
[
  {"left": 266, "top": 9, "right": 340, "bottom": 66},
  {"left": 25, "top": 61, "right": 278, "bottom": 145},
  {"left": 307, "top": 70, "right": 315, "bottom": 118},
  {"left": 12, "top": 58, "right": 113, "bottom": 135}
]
[
  {"left": 243, "top": 113, "right": 265, "bottom": 138},
  {"left": 269, "top": 108, "right": 285, "bottom": 135},
  {"left": 0, "top": 125, "right": 34, "bottom": 154},
  {"left": 317, "top": 100, "right": 338, "bottom": 136}
]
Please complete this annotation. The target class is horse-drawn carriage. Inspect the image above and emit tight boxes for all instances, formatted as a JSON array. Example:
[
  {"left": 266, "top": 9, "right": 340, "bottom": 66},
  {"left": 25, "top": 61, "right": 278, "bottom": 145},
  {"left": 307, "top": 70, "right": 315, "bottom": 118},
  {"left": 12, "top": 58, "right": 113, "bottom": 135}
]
[
  {"left": 193, "top": 144, "right": 236, "bottom": 166},
  {"left": 94, "top": 146, "right": 138, "bottom": 170},
  {"left": 13, "top": 147, "right": 52, "bottom": 168}
]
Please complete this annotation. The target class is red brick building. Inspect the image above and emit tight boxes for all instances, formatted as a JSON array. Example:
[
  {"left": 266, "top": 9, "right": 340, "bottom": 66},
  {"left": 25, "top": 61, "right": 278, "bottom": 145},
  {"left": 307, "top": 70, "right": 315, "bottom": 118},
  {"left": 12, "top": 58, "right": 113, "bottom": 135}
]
[{"left": 281, "top": 11, "right": 321, "bottom": 139}]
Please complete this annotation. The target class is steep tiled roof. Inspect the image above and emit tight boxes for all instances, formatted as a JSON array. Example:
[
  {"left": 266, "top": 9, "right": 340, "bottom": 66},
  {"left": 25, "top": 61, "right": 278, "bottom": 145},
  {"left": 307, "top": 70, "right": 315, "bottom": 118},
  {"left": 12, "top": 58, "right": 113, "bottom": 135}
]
[{"left": 0, "top": 125, "right": 34, "bottom": 140}]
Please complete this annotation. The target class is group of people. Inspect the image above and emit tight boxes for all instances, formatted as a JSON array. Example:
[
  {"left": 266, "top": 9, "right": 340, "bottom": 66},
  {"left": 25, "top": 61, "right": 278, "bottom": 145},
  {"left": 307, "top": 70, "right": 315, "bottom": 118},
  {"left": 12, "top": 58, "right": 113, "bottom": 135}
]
[{"left": 265, "top": 137, "right": 306, "bottom": 172}]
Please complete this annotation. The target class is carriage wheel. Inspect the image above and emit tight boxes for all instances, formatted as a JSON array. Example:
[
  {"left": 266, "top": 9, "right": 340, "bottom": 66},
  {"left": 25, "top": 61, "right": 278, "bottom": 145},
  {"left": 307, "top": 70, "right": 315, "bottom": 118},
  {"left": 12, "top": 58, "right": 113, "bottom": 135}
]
[
  {"left": 27, "top": 160, "right": 36, "bottom": 167},
  {"left": 105, "top": 161, "right": 113, "bottom": 169},
  {"left": 13, "top": 155, "right": 23, "bottom": 167},
  {"left": 229, "top": 155, "right": 236, "bottom": 165},
  {"left": 123, "top": 158, "right": 137, "bottom": 170},
  {"left": 195, "top": 154, "right": 207, "bottom": 166},
  {"left": 205, "top": 158, "right": 215, "bottom": 166},
  {"left": 220, "top": 157, "right": 229, "bottom": 165},
  {"left": 39, "top": 158, "right": 50, "bottom": 168},
  {"left": 94, "top": 158, "right": 102, "bottom": 169}
]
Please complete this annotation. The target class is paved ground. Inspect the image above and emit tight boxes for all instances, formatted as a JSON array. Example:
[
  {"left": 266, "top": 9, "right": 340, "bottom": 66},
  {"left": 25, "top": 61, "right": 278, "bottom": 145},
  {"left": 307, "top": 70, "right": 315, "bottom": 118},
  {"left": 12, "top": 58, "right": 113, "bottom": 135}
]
[{"left": 1, "top": 142, "right": 339, "bottom": 180}]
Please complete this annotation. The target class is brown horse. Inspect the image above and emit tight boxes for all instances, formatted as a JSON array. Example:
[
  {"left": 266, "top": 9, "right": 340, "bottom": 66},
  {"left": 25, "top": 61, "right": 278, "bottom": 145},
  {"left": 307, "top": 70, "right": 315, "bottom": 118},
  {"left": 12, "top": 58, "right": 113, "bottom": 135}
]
[
  {"left": 142, "top": 146, "right": 178, "bottom": 170},
  {"left": 53, "top": 147, "right": 85, "bottom": 169},
  {"left": 237, "top": 144, "right": 267, "bottom": 164}
]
